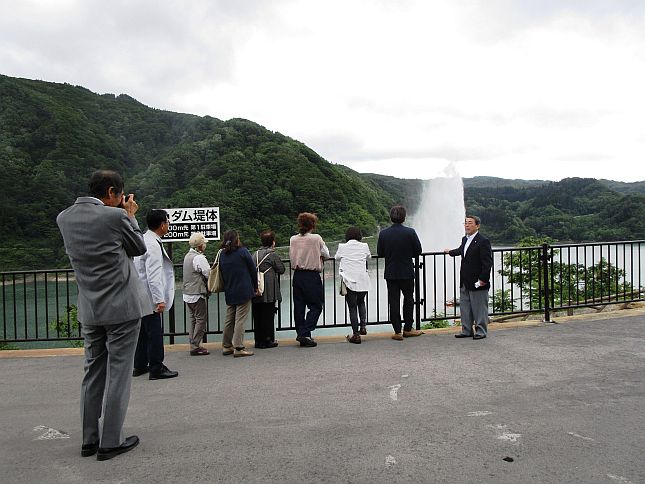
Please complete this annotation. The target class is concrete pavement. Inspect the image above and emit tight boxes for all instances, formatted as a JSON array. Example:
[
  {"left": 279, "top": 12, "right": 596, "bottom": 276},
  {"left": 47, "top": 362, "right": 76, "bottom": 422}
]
[{"left": 1, "top": 310, "right": 644, "bottom": 483}]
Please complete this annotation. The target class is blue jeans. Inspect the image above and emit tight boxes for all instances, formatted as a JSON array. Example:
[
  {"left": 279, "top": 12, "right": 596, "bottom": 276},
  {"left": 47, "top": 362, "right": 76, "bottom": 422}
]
[{"left": 292, "top": 270, "right": 323, "bottom": 338}]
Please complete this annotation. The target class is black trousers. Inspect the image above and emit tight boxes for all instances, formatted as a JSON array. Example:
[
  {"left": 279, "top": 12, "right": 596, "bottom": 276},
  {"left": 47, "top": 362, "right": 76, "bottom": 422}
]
[
  {"left": 292, "top": 270, "right": 323, "bottom": 338},
  {"left": 133, "top": 312, "right": 165, "bottom": 373},
  {"left": 345, "top": 289, "right": 367, "bottom": 334},
  {"left": 252, "top": 302, "right": 276, "bottom": 345},
  {"left": 386, "top": 279, "right": 415, "bottom": 334}
]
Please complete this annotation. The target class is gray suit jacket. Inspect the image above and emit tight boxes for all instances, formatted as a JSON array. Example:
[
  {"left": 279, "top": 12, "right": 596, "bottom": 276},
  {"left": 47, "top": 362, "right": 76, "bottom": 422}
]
[{"left": 57, "top": 197, "right": 149, "bottom": 325}]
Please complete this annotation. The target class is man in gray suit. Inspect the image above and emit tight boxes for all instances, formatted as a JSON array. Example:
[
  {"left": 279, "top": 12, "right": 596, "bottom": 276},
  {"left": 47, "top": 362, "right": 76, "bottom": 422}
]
[{"left": 57, "top": 170, "right": 148, "bottom": 461}]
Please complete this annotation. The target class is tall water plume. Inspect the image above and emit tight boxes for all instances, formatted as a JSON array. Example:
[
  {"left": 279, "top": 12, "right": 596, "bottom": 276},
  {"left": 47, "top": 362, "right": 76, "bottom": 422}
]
[
  {"left": 411, "top": 163, "right": 465, "bottom": 252},
  {"left": 409, "top": 163, "right": 465, "bottom": 315}
]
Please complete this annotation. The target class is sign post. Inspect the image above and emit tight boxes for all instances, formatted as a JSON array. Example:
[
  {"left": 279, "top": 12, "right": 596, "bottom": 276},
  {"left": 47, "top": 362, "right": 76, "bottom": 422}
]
[
  {"left": 161, "top": 207, "right": 220, "bottom": 345},
  {"left": 163, "top": 207, "right": 220, "bottom": 242}
]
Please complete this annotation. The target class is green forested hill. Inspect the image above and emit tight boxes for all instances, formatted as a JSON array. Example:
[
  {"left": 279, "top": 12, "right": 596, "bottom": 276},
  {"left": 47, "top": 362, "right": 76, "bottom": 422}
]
[
  {"left": 0, "top": 75, "right": 397, "bottom": 269},
  {"left": 465, "top": 177, "right": 645, "bottom": 243},
  {"left": 1, "top": 74, "right": 643, "bottom": 270}
]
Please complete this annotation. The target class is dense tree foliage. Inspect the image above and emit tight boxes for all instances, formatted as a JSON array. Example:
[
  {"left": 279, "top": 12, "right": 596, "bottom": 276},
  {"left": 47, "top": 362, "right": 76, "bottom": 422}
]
[
  {"left": 0, "top": 74, "right": 643, "bottom": 270},
  {"left": 463, "top": 177, "right": 645, "bottom": 243}
]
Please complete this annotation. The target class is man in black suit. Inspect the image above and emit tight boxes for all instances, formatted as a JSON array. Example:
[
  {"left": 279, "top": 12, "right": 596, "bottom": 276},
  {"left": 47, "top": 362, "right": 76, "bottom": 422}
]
[
  {"left": 445, "top": 215, "right": 493, "bottom": 340},
  {"left": 377, "top": 205, "right": 424, "bottom": 340}
]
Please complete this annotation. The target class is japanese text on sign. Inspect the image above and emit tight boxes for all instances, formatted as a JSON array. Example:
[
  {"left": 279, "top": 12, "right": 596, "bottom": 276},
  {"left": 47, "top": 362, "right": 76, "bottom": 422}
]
[{"left": 162, "top": 207, "right": 220, "bottom": 242}]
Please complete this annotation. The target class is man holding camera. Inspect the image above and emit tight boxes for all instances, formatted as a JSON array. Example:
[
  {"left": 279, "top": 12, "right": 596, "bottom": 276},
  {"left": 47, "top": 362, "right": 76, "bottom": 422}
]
[{"left": 57, "top": 170, "right": 146, "bottom": 460}]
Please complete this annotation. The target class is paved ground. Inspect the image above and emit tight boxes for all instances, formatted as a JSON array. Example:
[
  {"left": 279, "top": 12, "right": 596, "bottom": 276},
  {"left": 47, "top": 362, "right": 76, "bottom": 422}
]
[{"left": 1, "top": 310, "right": 644, "bottom": 484}]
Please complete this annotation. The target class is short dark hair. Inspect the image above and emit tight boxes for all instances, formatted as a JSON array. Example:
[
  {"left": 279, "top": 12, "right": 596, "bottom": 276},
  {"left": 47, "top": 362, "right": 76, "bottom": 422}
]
[
  {"left": 297, "top": 212, "right": 318, "bottom": 235},
  {"left": 345, "top": 226, "right": 362, "bottom": 242},
  {"left": 465, "top": 215, "right": 481, "bottom": 226},
  {"left": 146, "top": 209, "right": 169, "bottom": 231},
  {"left": 260, "top": 230, "right": 275, "bottom": 247},
  {"left": 390, "top": 205, "right": 406, "bottom": 224},
  {"left": 88, "top": 170, "right": 123, "bottom": 199},
  {"left": 221, "top": 229, "right": 241, "bottom": 253}
]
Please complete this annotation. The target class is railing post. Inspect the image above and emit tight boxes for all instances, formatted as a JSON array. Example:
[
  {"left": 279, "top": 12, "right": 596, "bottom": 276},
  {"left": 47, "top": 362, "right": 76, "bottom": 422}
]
[
  {"left": 541, "top": 243, "right": 555, "bottom": 323},
  {"left": 415, "top": 255, "right": 421, "bottom": 330},
  {"left": 167, "top": 242, "right": 176, "bottom": 344}
]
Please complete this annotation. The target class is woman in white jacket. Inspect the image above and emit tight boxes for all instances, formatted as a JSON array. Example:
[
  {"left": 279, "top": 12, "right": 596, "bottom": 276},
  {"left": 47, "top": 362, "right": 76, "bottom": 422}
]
[{"left": 335, "top": 227, "right": 372, "bottom": 344}]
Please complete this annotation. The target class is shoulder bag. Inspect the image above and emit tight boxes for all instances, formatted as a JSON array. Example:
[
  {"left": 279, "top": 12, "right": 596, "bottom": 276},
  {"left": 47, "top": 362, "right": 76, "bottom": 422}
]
[
  {"left": 255, "top": 251, "right": 272, "bottom": 296},
  {"left": 207, "top": 249, "right": 224, "bottom": 293}
]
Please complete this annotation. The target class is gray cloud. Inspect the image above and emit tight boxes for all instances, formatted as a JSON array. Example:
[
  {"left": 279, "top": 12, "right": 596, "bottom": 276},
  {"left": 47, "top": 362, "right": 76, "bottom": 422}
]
[
  {"left": 555, "top": 152, "right": 612, "bottom": 162},
  {"left": 461, "top": 0, "right": 645, "bottom": 42},
  {"left": 515, "top": 106, "right": 610, "bottom": 129},
  {"left": 0, "top": 0, "right": 284, "bottom": 104},
  {"left": 307, "top": 132, "right": 502, "bottom": 165}
]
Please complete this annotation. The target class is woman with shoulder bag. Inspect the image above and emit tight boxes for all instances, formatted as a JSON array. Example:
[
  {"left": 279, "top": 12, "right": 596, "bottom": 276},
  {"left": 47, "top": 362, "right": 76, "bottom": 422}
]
[
  {"left": 252, "top": 230, "right": 285, "bottom": 349},
  {"left": 335, "top": 227, "right": 372, "bottom": 344},
  {"left": 219, "top": 230, "right": 259, "bottom": 357}
]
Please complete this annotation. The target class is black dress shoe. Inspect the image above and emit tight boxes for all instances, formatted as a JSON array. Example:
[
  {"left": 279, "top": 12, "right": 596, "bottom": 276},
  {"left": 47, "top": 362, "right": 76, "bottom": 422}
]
[
  {"left": 81, "top": 442, "right": 99, "bottom": 457},
  {"left": 149, "top": 365, "right": 179, "bottom": 380},
  {"left": 297, "top": 337, "right": 317, "bottom": 347},
  {"left": 257, "top": 341, "right": 279, "bottom": 348},
  {"left": 473, "top": 334, "right": 487, "bottom": 340},
  {"left": 132, "top": 367, "right": 149, "bottom": 377},
  {"left": 454, "top": 333, "right": 472, "bottom": 338},
  {"left": 96, "top": 435, "right": 139, "bottom": 461}
]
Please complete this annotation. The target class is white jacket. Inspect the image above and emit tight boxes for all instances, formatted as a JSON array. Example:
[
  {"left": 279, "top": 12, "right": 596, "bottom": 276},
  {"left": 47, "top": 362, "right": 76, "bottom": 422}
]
[
  {"left": 335, "top": 240, "right": 372, "bottom": 292},
  {"left": 134, "top": 230, "right": 175, "bottom": 313}
]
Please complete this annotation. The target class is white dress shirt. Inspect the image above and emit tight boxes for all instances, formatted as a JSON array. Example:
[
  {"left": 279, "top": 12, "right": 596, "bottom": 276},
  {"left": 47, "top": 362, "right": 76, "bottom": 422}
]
[{"left": 463, "top": 231, "right": 479, "bottom": 256}]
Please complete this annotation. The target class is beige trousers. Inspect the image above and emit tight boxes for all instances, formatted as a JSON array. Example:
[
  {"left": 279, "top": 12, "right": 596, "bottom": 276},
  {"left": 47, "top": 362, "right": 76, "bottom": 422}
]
[
  {"left": 187, "top": 298, "right": 208, "bottom": 350},
  {"left": 222, "top": 300, "right": 251, "bottom": 349}
]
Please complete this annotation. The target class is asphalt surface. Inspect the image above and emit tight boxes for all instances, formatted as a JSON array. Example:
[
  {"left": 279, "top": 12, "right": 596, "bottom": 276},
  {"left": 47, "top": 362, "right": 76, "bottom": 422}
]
[{"left": 1, "top": 311, "right": 644, "bottom": 483}]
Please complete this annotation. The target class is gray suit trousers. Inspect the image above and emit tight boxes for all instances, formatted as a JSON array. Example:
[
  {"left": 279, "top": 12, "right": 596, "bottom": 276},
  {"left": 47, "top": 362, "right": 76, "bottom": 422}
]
[
  {"left": 81, "top": 319, "right": 140, "bottom": 448},
  {"left": 459, "top": 287, "right": 489, "bottom": 337}
]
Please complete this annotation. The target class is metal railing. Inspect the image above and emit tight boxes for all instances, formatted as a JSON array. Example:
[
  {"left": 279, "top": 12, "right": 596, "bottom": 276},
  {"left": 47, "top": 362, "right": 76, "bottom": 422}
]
[{"left": 2, "top": 240, "right": 643, "bottom": 346}]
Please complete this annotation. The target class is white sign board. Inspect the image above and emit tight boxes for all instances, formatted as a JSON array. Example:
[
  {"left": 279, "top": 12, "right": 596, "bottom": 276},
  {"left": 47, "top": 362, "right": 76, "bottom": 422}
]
[{"left": 163, "top": 207, "right": 220, "bottom": 242}]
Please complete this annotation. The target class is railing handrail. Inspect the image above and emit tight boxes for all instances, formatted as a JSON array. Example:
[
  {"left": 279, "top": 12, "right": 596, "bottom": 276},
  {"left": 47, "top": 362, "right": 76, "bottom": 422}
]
[{"left": 2, "top": 240, "right": 644, "bottom": 345}]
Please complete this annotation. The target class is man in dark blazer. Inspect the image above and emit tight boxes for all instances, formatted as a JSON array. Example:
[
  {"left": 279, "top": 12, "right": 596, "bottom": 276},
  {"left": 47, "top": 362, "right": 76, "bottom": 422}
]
[
  {"left": 57, "top": 170, "right": 148, "bottom": 460},
  {"left": 445, "top": 215, "right": 493, "bottom": 340},
  {"left": 377, "top": 205, "right": 424, "bottom": 340}
]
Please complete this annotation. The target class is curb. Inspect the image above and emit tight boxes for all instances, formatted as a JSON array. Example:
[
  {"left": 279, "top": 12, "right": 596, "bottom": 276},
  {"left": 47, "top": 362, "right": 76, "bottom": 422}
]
[{"left": 2, "top": 307, "right": 644, "bottom": 359}]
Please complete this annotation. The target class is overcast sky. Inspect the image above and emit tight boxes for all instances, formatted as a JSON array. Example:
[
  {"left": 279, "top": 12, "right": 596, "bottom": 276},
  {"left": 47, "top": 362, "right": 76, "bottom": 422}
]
[{"left": 2, "top": 0, "right": 644, "bottom": 182}]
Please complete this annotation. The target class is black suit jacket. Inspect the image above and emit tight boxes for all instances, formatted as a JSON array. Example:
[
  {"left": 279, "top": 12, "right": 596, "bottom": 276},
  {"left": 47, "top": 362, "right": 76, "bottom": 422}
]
[
  {"left": 377, "top": 223, "right": 422, "bottom": 280},
  {"left": 448, "top": 232, "right": 492, "bottom": 291}
]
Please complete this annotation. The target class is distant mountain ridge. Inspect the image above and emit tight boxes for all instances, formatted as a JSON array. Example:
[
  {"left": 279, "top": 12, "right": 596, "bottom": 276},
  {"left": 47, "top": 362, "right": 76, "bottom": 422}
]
[
  {"left": 0, "top": 74, "right": 397, "bottom": 269},
  {"left": 362, "top": 174, "right": 645, "bottom": 243},
  {"left": 1, "top": 74, "right": 643, "bottom": 270}
]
